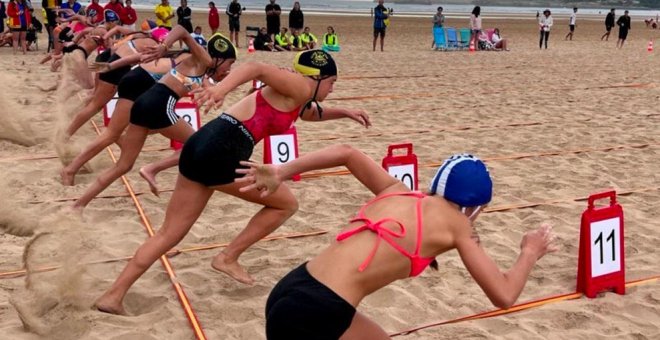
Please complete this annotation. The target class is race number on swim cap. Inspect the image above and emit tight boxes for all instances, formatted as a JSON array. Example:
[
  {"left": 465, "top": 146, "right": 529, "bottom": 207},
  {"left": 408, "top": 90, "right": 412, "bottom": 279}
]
[
  {"left": 429, "top": 154, "right": 492, "bottom": 207},
  {"left": 104, "top": 10, "right": 119, "bottom": 23},
  {"left": 207, "top": 33, "right": 236, "bottom": 59},
  {"left": 293, "top": 50, "right": 337, "bottom": 77}
]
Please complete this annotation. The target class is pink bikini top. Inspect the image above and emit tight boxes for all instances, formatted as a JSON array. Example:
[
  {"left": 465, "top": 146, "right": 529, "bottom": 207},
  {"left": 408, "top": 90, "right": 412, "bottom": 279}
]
[
  {"left": 241, "top": 90, "right": 300, "bottom": 142},
  {"left": 336, "top": 191, "right": 436, "bottom": 277}
]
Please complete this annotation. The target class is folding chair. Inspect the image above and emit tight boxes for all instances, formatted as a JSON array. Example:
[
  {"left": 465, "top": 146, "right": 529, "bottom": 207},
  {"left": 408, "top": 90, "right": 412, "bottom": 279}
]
[
  {"left": 445, "top": 27, "right": 459, "bottom": 50},
  {"left": 245, "top": 26, "right": 259, "bottom": 40},
  {"left": 458, "top": 28, "right": 471, "bottom": 49},
  {"left": 432, "top": 27, "right": 446, "bottom": 50}
]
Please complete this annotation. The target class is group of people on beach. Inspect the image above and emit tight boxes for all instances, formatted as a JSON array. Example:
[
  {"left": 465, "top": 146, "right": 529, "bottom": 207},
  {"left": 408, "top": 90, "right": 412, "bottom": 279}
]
[{"left": 29, "top": 0, "right": 559, "bottom": 334}]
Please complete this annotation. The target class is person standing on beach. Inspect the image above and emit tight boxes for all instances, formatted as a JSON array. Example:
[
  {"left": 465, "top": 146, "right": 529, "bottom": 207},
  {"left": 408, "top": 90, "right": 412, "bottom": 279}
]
[
  {"left": 234, "top": 146, "right": 557, "bottom": 339},
  {"left": 469, "top": 6, "right": 482, "bottom": 50},
  {"left": 289, "top": 1, "right": 303, "bottom": 34},
  {"left": 176, "top": 0, "right": 193, "bottom": 33},
  {"left": 226, "top": 0, "right": 242, "bottom": 47},
  {"left": 539, "top": 9, "right": 552, "bottom": 49},
  {"left": 601, "top": 8, "right": 616, "bottom": 41},
  {"left": 431, "top": 6, "right": 444, "bottom": 49},
  {"left": 208, "top": 1, "right": 219, "bottom": 33},
  {"left": 616, "top": 10, "right": 631, "bottom": 49},
  {"left": 373, "top": 0, "right": 388, "bottom": 51},
  {"left": 121, "top": 0, "right": 137, "bottom": 31},
  {"left": 0, "top": 1, "right": 7, "bottom": 36},
  {"left": 154, "top": 0, "right": 174, "bottom": 30},
  {"left": 265, "top": 0, "right": 281, "bottom": 42},
  {"left": 40, "top": 0, "right": 59, "bottom": 51},
  {"left": 565, "top": 7, "right": 577, "bottom": 41}
]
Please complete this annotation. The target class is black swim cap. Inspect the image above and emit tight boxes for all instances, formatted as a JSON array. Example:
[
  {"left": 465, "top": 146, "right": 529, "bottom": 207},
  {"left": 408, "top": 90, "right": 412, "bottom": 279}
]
[
  {"left": 293, "top": 50, "right": 337, "bottom": 78},
  {"left": 207, "top": 33, "right": 236, "bottom": 59}
]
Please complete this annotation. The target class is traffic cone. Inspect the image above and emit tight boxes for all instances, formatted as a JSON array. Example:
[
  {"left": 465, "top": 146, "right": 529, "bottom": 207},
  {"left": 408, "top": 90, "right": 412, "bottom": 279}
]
[
  {"left": 647, "top": 39, "right": 654, "bottom": 52},
  {"left": 248, "top": 38, "right": 255, "bottom": 53},
  {"left": 469, "top": 40, "right": 476, "bottom": 52}
]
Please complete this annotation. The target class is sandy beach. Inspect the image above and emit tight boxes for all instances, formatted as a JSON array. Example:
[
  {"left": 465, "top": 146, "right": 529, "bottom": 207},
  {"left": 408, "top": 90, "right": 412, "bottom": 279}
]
[{"left": 0, "top": 8, "right": 659, "bottom": 340}]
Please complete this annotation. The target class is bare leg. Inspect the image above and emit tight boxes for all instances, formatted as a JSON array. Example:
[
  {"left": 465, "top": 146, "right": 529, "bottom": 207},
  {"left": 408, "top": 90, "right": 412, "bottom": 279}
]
[
  {"left": 211, "top": 181, "right": 299, "bottom": 284},
  {"left": 340, "top": 312, "right": 390, "bottom": 340},
  {"left": 380, "top": 36, "right": 385, "bottom": 51},
  {"left": 372, "top": 36, "right": 377, "bottom": 51},
  {"left": 65, "top": 81, "right": 116, "bottom": 138},
  {"left": 139, "top": 121, "right": 195, "bottom": 196},
  {"left": 95, "top": 175, "right": 213, "bottom": 315},
  {"left": 73, "top": 124, "right": 148, "bottom": 209},
  {"left": 61, "top": 99, "right": 133, "bottom": 185}
]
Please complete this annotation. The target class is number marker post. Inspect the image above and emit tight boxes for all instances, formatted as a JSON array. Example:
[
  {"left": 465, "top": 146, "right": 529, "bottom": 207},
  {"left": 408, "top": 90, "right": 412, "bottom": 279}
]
[
  {"left": 381, "top": 143, "right": 418, "bottom": 191},
  {"left": 170, "top": 98, "right": 201, "bottom": 150},
  {"left": 577, "top": 191, "right": 625, "bottom": 298},
  {"left": 263, "top": 126, "right": 300, "bottom": 181},
  {"left": 102, "top": 92, "right": 119, "bottom": 127}
]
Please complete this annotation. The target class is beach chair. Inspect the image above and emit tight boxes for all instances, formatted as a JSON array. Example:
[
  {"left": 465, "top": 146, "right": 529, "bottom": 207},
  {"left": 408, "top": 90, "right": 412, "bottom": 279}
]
[
  {"left": 445, "top": 27, "right": 459, "bottom": 50},
  {"left": 432, "top": 27, "right": 446, "bottom": 50},
  {"left": 485, "top": 28, "right": 495, "bottom": 42},
  {"left": 245, "top": 26, "right": 260, "bottom": 40},
  {"left": 458, "top": 28, "right": 471, "bottom": 49}
]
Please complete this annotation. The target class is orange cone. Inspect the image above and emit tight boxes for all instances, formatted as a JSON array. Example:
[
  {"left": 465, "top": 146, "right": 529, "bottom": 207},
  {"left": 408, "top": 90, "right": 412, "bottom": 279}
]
[
  {"left": 469, "top": 40, "right": 476, "bottom": 52},
  {"left": 648, "top": 39, "right": 654, "bottom": 52},
  {"left": 248, "top": 38, "right": 255, "bottom": 53}
]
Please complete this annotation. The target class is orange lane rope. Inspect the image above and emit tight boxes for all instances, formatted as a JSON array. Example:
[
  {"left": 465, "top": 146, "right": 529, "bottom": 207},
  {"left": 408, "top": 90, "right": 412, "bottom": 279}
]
[
  {"left": 326, "top": 83, "right": 654, "bottom": 102},
  {"left": 0, "top": 230, "right": 328, "bottom": 280},
  {"left": 27, "top": 142, "right": 660, "bottom": 204},
  {"left": 299, "top": 141, "right": 660, "bottom": 179},
  {"left": 90, "top": 121, "right": 207, "bottom": 340},
  {"left": 0, "top": 146, "right": 171, "bottom": 163},
  {"left": 389, "top": 274, "right": 660, "bottom": 337}
]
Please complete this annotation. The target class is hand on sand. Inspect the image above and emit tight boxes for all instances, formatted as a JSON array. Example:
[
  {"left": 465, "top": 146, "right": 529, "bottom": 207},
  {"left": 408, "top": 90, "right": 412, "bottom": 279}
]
[
  {"left": 235, "top": 161, "right": 281, "bottom": 198},
  {"left": 211, "top": 252, "right": 255, "bottom": 285},
  {"left": 191, "top": 86, "right": 225, "bottom": 114},
  {"left": 521, "top": 224, "right": 558, "bottom": 260}
]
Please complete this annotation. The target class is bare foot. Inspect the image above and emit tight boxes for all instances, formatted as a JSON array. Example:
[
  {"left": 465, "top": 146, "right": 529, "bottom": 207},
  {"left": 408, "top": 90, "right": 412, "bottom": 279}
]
[
  {"left": 211, "top": 252, "right": 255, "bottom": 285},
  {"left": 94, "top": 296, "right": 127, "bottom": 315},
  {"left": 60, "top": 167, "right": 75, "bottom": 186},
  {"left": 139, "top": 166, "right": 160, "bottom": 197}
]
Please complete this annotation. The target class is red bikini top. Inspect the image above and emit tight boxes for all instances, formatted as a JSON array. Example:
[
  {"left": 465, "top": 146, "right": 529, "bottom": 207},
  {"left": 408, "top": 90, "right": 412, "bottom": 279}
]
[
  {"left": 241, "top": 90, "right": 300, "bottom": 142},
  {"left": 336, "top": 191, "right": 436, "bottom": 277}
]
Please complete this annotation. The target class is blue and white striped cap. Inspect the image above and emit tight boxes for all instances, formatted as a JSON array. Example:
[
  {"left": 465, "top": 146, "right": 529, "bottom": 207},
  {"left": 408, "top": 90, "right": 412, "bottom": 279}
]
[{"left": 429, "top": 154, "right": 492, "bottom": 207}]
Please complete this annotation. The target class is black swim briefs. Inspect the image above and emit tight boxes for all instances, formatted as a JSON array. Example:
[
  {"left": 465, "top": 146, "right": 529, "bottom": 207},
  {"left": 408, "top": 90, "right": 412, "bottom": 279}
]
[
  {"left": 117, "top": 66, "right": 156, "bottom": 102},
  {"left": 130, "top": 83, "right": 181, "bottom": 130},
  {"left": 62, "top": 44, "right": 89, "bottom": 59},
  {"left": 265, "top": 263, "right": 356, "bottom": 340},
  {"left": 179, "top": 113, "right": 255, "bottom": 187},
  {"left": 98, "top": 53, "right": 133, "bottom": 86}
]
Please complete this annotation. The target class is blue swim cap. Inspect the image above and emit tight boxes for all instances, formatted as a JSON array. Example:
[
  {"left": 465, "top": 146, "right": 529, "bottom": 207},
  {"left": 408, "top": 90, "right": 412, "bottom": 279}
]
[
  {"left": 429, "top": 154, "right": 492, "bottom": 207},
  {"left": 104, "top": 10, "right": 119, "bottom": 23}
]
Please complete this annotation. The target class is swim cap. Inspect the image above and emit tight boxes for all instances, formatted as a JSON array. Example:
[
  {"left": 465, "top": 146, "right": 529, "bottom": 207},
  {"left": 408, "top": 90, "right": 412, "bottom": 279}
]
[
  {"left": 150, "top": 27, "right": 169, "bottom": 43},
  {"left": 429, "top": 154, "right": 492, "bottom": 207},
  {"left": 104, "top": 9, "right": 119, "bottom": 23},
  {"left": 141, "top": 19, "right": 158, "bottom": 31},
  {"left": 293, "top": 50, "right": 337, "bottom": 77},
  {"left": 207, "top": 33, "right": 236, "bottom": 59}
]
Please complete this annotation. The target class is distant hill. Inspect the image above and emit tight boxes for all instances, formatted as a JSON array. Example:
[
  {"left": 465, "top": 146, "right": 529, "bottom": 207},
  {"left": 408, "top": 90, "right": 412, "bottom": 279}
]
[{"left": 389, "top": 1, "right": 660, "bottom": 9}]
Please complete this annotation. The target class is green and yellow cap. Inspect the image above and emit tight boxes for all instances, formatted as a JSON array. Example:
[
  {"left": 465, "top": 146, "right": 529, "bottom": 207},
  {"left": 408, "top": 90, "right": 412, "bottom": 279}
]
[
  {"left": 208, "top": 33, "right": 237, "bottom": 59},
  {"left": 293, "top": 50, "right": 337, "bottom": 78}
]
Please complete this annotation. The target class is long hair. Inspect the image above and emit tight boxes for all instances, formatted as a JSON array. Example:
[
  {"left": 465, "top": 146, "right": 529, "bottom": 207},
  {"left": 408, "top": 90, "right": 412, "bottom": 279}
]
[{"left": 472, "top": 6, "right": 480, "bottom": 17}]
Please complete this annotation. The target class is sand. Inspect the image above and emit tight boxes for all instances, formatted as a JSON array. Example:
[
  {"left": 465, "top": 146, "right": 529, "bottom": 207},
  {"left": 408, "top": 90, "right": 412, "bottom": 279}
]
[{"left": 0, "top": 8, "right": 659, "bottom": 340}]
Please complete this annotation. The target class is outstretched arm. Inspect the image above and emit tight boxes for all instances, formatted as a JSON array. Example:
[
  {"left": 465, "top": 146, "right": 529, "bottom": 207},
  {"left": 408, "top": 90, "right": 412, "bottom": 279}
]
[
  {"left": 300, "top": 104, "right": 371, "bottom": 128},
  {"left": 455, "top": 223, "right": 557, "bottom": 309},
  {"left": 142, "top": 25, "right": 211, "bottom": 67},
  {"left": 193, "top": 62, "right": 311, "bottom": 112},
  {"left": 237, "top": 144, "right": 403, "bottom": 197},
  {"left": 103, "top": 26, "right": 141, "bottom": 40}
]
